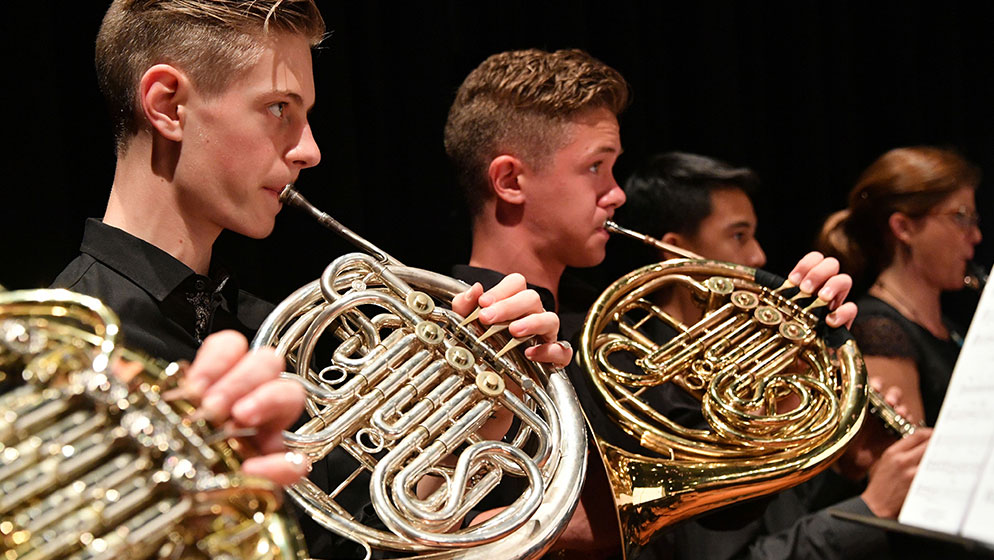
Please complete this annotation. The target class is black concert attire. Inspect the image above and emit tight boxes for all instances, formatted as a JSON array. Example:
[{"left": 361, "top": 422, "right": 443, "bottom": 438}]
[
  {"left": 52, "top": 219, "right": 273, "bottom": 363},
  {"left": 851, "top": 295, "right": 962, "bottom": 427},
  {"left": 53, "top": 219, "right": 381, "bottom": 558},
  {"left": 647, "top": 473, "right": 887, "bottom": 560}
]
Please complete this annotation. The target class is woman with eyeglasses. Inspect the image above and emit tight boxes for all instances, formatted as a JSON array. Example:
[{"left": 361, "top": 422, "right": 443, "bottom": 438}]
[{"left": 818, "top": 146, "right": 983, "bottom": 427}]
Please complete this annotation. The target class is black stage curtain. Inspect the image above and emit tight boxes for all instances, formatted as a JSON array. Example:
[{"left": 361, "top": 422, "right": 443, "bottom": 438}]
[{"left": 8, "top": 2, "right": 993, "bottom": 322}]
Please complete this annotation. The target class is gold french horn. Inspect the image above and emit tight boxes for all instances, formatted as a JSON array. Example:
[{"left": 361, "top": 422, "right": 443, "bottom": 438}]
[
  {"left": 250, "top": 186, "right": 587, "bottom": 559},
  {"left": 576, "top": 221, "right": 871, "bottom": 559},
  {"left": 0, "top": 288, "right": 306, "bottom": 560}
]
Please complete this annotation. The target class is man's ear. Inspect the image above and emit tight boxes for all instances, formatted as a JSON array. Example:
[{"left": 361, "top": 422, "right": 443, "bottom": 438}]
[
  {"left": 138, "top": 64, "right": 190, "bottom": 142},
  {"left": 888, "top": 212, "right": 917, "bottom": 244},
  {"left": 660, "top": 232, "right": 696, "bottom": 259},
  {"left": 488, "top": 155, "right": 526, "bottom": 204},
  {"left": 660, "top": 232, "right": 685, "bottom": 248}
]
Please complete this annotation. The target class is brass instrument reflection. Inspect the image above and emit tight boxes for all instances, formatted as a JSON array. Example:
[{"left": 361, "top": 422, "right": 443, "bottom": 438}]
[{"left": 577, "top": 223, "right": 870, "bottom": 559}]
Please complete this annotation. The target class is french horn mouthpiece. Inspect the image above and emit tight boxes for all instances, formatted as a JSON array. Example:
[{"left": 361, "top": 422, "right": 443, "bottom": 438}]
[{"left": 602, "top": 220, "right": 704, "bottom": 260}]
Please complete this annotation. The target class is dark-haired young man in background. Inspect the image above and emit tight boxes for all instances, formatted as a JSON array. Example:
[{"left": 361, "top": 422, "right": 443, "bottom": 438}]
[{"left": 614, "top": 151, "right": 931, "bottom": 560}]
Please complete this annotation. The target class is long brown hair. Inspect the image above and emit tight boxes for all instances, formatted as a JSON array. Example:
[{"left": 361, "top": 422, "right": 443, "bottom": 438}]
[{"left": 817, "top": 146, "right": 980, "bottom": 288}]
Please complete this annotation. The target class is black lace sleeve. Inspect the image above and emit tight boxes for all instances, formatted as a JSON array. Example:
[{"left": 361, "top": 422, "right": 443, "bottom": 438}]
[{"left": 851, "top": 315, "right": 918, "bottom": 360}]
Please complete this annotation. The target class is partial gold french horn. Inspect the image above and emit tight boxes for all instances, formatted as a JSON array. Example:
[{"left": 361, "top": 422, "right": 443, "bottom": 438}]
[
  {"left": 250, "top": 186, "right": 587, "bottom": 559},
  {"left": 0, "top": 289, "right": 305, "bottom": 560},
  {"left": 576, "top": 222, "right": 871, "bottom": 559}
]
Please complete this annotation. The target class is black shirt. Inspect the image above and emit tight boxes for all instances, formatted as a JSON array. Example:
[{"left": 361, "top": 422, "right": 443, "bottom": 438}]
[
  {"left": 52, "top": 219, "right": 274, "bottom": 363},
  {"left": 52, "top": 219, "right": 367, "bottom": 557}
]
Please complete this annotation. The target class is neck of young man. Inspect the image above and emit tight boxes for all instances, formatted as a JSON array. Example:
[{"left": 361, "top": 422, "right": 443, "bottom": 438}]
[
  {"left": 103, "top": 140, "right": 220, "bottom": 276},
  {"left": 468, "top": 221, "right": 565, "bottom": 311}
]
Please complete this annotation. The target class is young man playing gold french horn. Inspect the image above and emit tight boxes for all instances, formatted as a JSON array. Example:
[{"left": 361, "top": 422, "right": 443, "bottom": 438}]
[
  {"left": 51, "top": 1, "right": 572, "bottom": 554},
  {"left": 444, "top": 49, "right": 860, "bottom": 558},
  {"left": 614, "top": 151, "right": 931, "bottom": 560}
]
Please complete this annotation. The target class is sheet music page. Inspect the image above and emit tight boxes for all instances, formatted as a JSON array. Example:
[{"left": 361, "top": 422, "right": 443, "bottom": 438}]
[
  {"left": 898, "top": 265, "right": 994, "bottom": 544},
  {"left": 962, "top": 435, "right": 994, "bottom": 544}
]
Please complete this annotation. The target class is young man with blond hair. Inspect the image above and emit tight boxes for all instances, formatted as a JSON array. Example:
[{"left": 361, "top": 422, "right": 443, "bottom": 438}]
[
  {"left": 53, "top": 0, "right": 326, "bottom": 494},
  {"left": 445, "top": 48, "right": 859, "bottom": 557},
  {"left": 55, "top": 0, "right": 325, "bottom": 364},
  {"left": 51, "top": 2, "right": 571, "bottom": 554}
]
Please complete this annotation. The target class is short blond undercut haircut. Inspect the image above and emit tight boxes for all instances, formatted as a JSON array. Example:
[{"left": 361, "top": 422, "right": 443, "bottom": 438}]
[
  {"left": 444, "top": 48, "right": 630, "bottom": 217},
  {"left": 96, "top": 0, "right": 325, "bottom": 151}
]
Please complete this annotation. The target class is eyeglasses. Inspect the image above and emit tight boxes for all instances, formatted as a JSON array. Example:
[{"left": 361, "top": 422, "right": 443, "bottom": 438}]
[{"left": 929, "top": 206, "right": 981, "bottom": 230}]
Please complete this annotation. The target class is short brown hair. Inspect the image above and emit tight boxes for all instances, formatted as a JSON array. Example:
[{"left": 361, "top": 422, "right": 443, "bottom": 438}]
[
  {"left": 96, "top": 0, "right": 325, "bottom": 151},
  {"left": 444, "top": 48, "right": 630, "bottom": 217},
  {"left": 817, "top": 146, "right": 980, "bottom": 285}
]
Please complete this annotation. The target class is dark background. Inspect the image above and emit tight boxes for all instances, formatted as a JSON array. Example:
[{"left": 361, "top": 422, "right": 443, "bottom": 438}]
[{"left": 7, "top": 2, "right": 993, "bottom": 315}]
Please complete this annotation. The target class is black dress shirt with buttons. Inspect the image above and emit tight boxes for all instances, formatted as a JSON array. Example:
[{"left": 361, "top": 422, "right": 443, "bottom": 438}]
[{"left": 52, "top": 219, "right": 274, "bottom": 363}]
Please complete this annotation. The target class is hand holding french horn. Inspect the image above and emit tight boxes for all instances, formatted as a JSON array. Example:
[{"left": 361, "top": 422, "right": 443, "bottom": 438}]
[
  {"left": 0, "top": 290, "right": 309, "bottom": 559},
  {"left": 180, "top": 330, "right": 310, "bottom": 486},
  {"left": 451, "top": 274, "right": 573, "bottom": 368},
  {"left": 783, "top": 251, "right": 857, "bottom": 329},
  {"left": 0, "top": 208, "right": 581, "bottom": 560},
  {"left": 581, "top": 222, "right": 872, "bottom": 558},
  {"left": 171, "top": 264, "right": 573, "bottom": 490},
  {"left": 250, "top": 185, "right": 588, "bottom": 559}
]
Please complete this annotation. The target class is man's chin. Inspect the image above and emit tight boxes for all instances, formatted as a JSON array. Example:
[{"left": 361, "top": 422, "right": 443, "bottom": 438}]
[
  {"left": 234, "top": 219, "right": 277, "bottom": 240},
  {"left": 570, "top": 250, "right": 608, "bottom": 269}
]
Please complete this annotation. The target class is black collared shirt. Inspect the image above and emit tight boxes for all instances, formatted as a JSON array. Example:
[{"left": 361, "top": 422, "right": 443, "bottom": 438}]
[{"left": 52, "top": 219, "right": 274, "bottom": 363}]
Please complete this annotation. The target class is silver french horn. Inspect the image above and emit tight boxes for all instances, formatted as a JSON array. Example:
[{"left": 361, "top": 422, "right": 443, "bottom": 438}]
[{"left": 250, "top": 186, "right": 587, "bottom": 559}]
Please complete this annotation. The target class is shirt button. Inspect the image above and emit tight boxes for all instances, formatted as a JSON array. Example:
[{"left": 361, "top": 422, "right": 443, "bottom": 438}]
[{"left": 194, "top": 279, "right": 207, "bottom": 291}]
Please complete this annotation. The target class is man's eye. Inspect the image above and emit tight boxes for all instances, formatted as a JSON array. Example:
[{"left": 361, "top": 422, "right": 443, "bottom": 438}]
[
  {"left": 589, "top": 162, "right": 602, "bottom": 173},
  {"left": 268, "top": 102, "right": 288, "bottom": 118}
]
